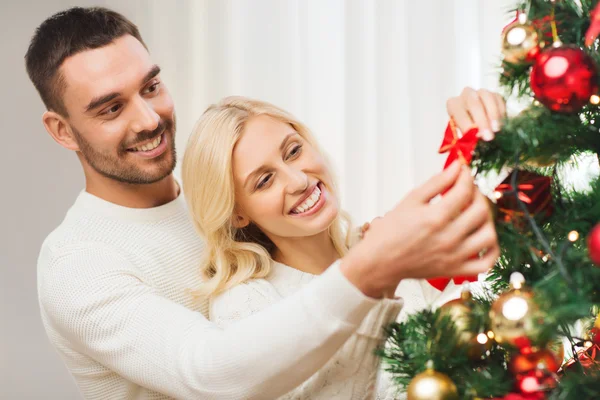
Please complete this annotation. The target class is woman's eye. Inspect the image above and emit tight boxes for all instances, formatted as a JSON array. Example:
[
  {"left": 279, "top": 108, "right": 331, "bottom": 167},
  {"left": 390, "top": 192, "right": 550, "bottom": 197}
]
[
  {"left": 286, "top": 144, "right": 303, "bottom": 159},
  {"left": 257, "top": 173, "right": 272, "bottom": 189}
]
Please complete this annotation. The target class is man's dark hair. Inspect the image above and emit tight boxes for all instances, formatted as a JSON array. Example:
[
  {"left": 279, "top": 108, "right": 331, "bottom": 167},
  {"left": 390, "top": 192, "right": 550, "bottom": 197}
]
[{"left": 25, "top": 7, "right": 147, "bottom": 116}]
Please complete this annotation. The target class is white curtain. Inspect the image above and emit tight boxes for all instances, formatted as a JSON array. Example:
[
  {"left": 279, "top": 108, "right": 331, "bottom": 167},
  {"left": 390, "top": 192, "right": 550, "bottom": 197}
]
[
  {"left": 4, "top": 1, "right": 518, "bottom": 398},
  {"left": 111, "top": 0, "right": 515, "bottom": 224}
]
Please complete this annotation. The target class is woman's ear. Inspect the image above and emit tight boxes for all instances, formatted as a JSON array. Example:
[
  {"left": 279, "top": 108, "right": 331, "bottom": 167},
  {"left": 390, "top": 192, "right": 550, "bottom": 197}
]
[{"left": 232, "top": 212, "right": 250, "bottom": 229}]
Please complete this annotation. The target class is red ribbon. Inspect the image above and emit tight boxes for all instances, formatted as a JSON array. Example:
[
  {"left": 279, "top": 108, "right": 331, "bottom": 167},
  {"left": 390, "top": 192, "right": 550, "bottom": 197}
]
[
  {"left": 585, "top": 2, "right": 600, "bottom": 46},
  {"left": 438, "top": 118, "right": 480, "bottom": 168},
  {"left": 427, "top": 120, "right": 480, "bottom": 291}
]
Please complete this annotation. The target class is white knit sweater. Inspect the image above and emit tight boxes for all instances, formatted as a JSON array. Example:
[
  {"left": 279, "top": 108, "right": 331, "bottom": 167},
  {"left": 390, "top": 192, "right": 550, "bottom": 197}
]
[
  {"left": 210, "top": 263, "right": 459, "bottom": 400},
  {"left": 37, "top": 190, "right": 381, "bottom": 400}
]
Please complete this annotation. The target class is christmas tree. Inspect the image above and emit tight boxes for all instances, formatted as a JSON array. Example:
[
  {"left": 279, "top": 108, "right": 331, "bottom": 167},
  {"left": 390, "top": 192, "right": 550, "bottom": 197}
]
[{"left": 380, "top": 1, "right": 600, "bottom": 399}]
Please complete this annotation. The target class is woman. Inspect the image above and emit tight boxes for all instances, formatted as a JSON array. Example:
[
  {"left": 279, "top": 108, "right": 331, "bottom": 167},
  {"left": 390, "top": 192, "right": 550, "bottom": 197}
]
[{"left": 182, "top": 94, "right": 502, "bottom": 399}]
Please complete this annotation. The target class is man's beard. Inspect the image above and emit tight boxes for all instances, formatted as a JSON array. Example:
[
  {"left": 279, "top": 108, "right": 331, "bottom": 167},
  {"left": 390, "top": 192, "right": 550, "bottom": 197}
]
[{"left": 73, "top": 118, "right": 177, "bottom": 185}]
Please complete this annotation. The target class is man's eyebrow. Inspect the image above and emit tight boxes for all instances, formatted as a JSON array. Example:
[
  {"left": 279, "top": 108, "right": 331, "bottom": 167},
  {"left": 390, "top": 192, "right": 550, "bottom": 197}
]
[
  {"left": 85, "top": 92, "right": 120, "bottom": 113},
  {"left": 84, "top": 65, "right": 162, "bottom": 113},
  {"left": 141, "top": 65, "right": 161, "bottom": 86}
]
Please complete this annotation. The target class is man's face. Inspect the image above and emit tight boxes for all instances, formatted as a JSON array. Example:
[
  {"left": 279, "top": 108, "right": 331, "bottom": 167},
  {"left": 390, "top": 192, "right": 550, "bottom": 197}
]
[{"left": 59, "top": 35, "right": 176, "bottom": 184}]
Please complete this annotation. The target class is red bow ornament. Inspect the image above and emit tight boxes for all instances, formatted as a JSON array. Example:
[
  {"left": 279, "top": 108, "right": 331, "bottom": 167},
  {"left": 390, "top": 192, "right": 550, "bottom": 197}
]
[
  {"left": 427, "top": 119, "right": 480, "bottom": 291},
  {"left": 585, "top": 1, "right": 600, "bottom": 47}
]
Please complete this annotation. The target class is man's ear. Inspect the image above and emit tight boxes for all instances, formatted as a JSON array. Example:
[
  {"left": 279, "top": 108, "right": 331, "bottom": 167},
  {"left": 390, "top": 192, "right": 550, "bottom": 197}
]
[
  {"left": 232, "top": 212, "right": 250, "bottom": 229},
  {"left": 42, "top": 111, "right": 80, "bottom": 151}
]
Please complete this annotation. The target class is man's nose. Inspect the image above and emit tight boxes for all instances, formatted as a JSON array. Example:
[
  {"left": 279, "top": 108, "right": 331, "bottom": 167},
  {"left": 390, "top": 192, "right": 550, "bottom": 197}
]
[{"left": 130, "top": 96, "right": 160, "bottom": 134}]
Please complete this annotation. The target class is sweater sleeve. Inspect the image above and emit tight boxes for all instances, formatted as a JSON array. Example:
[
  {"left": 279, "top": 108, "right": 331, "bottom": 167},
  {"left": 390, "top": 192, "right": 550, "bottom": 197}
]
[{"left": 38, "top": 243, "right": 377, "bottom": 400}]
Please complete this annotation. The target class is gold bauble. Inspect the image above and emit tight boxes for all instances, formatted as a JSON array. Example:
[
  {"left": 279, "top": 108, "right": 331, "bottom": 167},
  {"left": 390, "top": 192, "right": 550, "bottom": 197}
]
[
  {"left": 407, "top": 363, "right": 459, "bottom": 400},
  {"left": 439, "top": 289, "right": 475, "bottom": 345},
  {"left": 489, "top": 273, "right": 539, "bottom": 348},
  {"left": 467, "top": 332, "right": 493, "bottom": 361},
  {"left": 502, "top": 19, "right": 540, "bottom": 64},
  {"left": 521, "top": 154, "right": 557, "bottom": 168}
]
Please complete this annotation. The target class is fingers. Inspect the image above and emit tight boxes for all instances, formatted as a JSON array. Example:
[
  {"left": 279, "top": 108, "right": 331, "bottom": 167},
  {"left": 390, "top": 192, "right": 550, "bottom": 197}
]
[
  {"left": 445, "top": 192, "right": 490, "bottom": 241},
  {"left": 447, "top": 87, "right": 507, "bottom": 141},
  {"left": 410, "top": 161, "right": 462, "bottom": 204},
  {"left": 447, "top": 94, "right": 474, "bottom": 135},
  {"left": 465, "top": 88, "right": 494, "bottom": 141},
  {"left": 455, "top": 242, "right": 500, "bottom": 277},
  {"left": 453, "top": 219, "right": 498, "bottom": 262},
  {"left": 478, "top": 89, "right": 503, "bottom": 138},
  {"left": 431, "top": 166, "right": 476, "bottom": 221}
]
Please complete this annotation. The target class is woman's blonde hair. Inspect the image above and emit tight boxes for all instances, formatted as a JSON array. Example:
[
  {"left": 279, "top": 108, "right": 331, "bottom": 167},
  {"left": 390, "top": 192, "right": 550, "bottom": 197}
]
[{"left": 182, "top": 96, "right": 354, "bottom": 297}]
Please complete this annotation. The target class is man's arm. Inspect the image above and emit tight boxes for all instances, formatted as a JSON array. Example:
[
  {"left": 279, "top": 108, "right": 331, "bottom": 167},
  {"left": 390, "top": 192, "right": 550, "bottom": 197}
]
[
  {"left": 40, "top": 244, "right": 376, "bottom": 399},
  {"left": 41, "top": 161, "right": 497, "bottom": 399}
]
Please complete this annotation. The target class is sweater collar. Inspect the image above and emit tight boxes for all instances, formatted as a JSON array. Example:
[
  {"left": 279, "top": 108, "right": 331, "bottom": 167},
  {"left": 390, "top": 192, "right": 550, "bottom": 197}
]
[{"left": 70, "top": 177, "right": 189, "bottom": 223}]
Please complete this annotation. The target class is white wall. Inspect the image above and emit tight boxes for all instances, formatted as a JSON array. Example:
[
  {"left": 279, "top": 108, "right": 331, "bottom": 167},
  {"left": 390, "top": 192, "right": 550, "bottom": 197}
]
[{"left": 0, "top": 1, "right": 513, "bottom": 398}]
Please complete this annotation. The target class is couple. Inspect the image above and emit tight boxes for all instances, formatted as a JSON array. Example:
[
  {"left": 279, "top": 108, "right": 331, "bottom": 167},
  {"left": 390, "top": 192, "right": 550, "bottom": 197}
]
[{"left": 29, "top": 7, "right": 503, "bottom": 400}]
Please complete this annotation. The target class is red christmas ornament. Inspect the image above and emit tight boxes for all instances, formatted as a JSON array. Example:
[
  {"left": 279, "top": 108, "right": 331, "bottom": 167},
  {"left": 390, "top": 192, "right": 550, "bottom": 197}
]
[
  {"left": 491, "top": 394, "right": 546, "bottom": 400},
  {"left": 427, "top": 120, "right": 480, "bottom": 291},
  {"left": 561, "top": 343, "right": 600, "bottom": 374},
  {"left": 590, "top": 327, "right": 600, "bottom": 346},
  {"left": 530, "top": 45, "right": 598, "bottom": 113},
  {"left": 587, "top": 223, "right": 600, "bottom": 265},
  {"left": 438, "top": 118, "right": 480, "bottom": 169},
  {"left": 577, "top": 344, "right": 600, "bottom": 369},
  {"left": 510, "top": 349, "right": 560, "bottom": 375},
  {"left": 509, "top": 349, "right": 560, "bottom": 375},
  {"left": 494, "top": 170, "right": 553, "bottom": 230},
  {"left": 516, "top": 368, "right": 557, "bottom": 394},
  {"left": 590, "top": 314, "right": 600, "bottom": 346}
]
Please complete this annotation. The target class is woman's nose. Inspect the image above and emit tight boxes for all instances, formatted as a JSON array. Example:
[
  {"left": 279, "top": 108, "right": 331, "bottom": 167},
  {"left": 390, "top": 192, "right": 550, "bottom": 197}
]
[{"left": 285, "top": 168, "right": 309, "bottom": 195}]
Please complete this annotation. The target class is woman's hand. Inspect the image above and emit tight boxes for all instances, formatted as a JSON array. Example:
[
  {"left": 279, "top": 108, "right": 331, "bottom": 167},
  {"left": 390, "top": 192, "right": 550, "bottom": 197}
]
[{"left": 446, "top": 87, "right": 506, "bottom": 142}]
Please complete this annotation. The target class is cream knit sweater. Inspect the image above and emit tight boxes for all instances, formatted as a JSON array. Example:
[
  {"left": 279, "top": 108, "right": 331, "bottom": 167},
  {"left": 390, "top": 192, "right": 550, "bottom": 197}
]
[
  {"left": 37, "top": 190, "right": 381, "bottom": 399},
  {"left": 210, "top": 263, "right": 460, "bottom": 399},
  {"left": 210, "top": 261, "right": 403, "bottom": 399}
]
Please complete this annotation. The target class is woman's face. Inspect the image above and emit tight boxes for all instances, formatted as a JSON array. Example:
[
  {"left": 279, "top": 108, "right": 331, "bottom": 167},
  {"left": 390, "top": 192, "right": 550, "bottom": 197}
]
[{"left": 232, "top": 115, "right": 339, "bottom": 242}]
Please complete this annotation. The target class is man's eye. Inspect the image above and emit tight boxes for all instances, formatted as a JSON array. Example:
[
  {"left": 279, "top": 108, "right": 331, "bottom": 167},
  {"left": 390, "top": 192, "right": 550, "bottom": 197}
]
[
  {"left": 144, "top": 82, "right": 160, "bottom": 95},
  {"left": 102, "top": 104, "right": 122, "bottom": 115}
]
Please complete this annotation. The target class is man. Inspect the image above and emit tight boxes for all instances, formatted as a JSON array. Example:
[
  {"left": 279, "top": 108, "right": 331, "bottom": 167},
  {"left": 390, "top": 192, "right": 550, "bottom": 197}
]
[{"left": 27, "top": 7, "right": 502, "bottom": 400}]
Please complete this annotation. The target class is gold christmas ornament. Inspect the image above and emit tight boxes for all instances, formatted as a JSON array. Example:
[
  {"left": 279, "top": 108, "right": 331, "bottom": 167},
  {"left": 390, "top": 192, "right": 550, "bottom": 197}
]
[
  {"left": 502, "top": 18, "right": 540, "bottom": 64},
  {"left": 467, "top": 332, "right": 493, "bottom": 361},
  {"left": 407, "top": 361, "right": 459, "bottom": 400},
  {"left": 489, "top": 272, "right": 539, "bottom": 348},
  {"left": 522, "top": 154, "right": 558, "bottom": 168},
  {"left": 439, "top": 287, "right": 475, "bottom": 345}
]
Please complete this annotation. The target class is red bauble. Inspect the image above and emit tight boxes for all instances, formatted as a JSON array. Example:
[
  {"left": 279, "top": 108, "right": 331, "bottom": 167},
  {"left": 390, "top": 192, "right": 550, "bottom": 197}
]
[
  {"left": 491, "top": 394, "right": 546, "bottom": 400},
  {"left": 516, "top": 368, "right": 557, "bottom": 394},
  {"left": 590, "top": 327, "right": 600, "bottom": 346},
  {"left": 561, "top": 344, "right": 600, "bottom": 374},
  {"left": 510, "top": 349, "right": 560, "bottom": 375},
  {"left": 588, "top": 223, "right": 600, "bottom": 265},
  {"left": 530, "top": 45, "right": 598, "bottom": 113}
]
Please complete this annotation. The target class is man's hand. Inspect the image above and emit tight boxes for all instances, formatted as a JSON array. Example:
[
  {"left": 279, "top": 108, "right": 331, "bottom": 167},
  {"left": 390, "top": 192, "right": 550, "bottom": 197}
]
[{"left": 341, "top": 161, "right": 499, "bottom": 298}]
